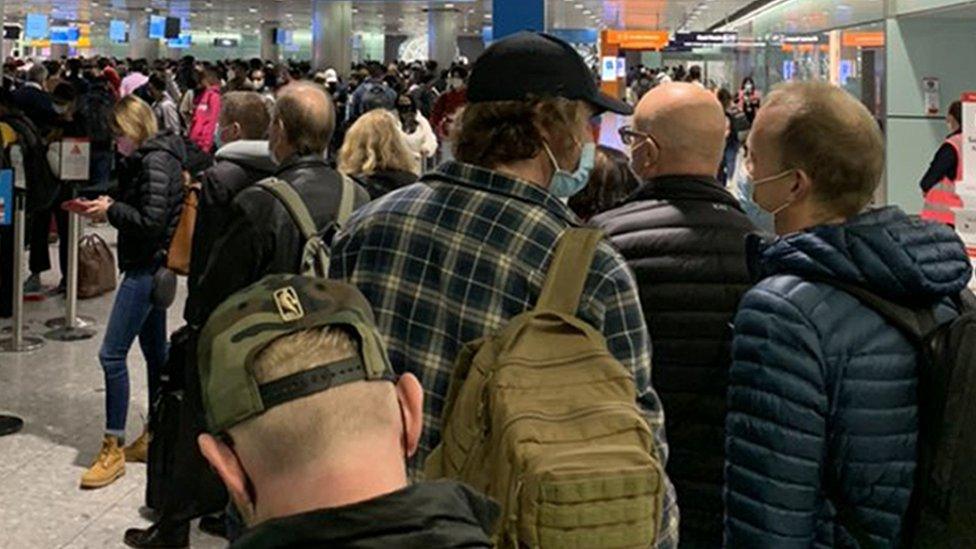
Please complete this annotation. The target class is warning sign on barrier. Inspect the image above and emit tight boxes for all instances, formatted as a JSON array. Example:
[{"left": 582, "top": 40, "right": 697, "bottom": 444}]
[
  {"left": 58, "top": 138, "right": 90, "bottom": 182},
  {"left": 0, "top": 170, "right": 10, "bottom": 226}
]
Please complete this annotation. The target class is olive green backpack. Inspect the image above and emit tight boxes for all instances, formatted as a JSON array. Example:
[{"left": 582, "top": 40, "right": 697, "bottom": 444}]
[{"left": 425, "top": 228, "right": 665, "bottom": 548}]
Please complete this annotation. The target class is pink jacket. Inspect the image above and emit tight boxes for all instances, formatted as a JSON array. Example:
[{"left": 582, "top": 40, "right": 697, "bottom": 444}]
[{"left": 188, "top": 85, "right": 221, "bottom": 153}]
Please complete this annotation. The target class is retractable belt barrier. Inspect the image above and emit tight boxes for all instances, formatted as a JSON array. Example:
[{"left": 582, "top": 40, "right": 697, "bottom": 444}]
[
  {"left": 0, "top": 167, "right": 45, "bottom": 353},
  {"left": 45, "top": 139, "right": 97, "bottom": 342}
]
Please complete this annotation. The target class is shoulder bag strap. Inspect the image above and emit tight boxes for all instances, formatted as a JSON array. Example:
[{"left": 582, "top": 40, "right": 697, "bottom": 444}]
[
  {"left": 536, "top": 228, "right": 604, "bottom": 315},
  {"left": 336, "top": 173, "right": 356, "bottom": 228},
  {"left": 257, "top": 177, "right": 317, "bottom": 241}
]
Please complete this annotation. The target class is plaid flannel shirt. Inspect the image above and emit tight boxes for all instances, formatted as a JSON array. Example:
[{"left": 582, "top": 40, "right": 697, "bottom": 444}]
[{"left": 331, "top": 161, "right": 679, "bottom": 547}]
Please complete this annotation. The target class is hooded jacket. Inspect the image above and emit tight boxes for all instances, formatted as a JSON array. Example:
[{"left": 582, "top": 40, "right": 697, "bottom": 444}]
[
  {"left": 593, "top": 175, "right": 756, "bottom": 546},
  {"left": 108, "top": 132, "right": 186, "bottom": 272},
  {"left": 185, "top": 140, "right": 276, "bottom": 325},
  {"left": 725, "top": 207, "right": 973, "bottom": 548},
  {"left": 231, "top": 481, "right": 497, "bottom": 549}
]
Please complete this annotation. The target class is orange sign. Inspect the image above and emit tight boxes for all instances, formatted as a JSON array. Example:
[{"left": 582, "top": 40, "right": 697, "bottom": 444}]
[
  {"left": 602, "top": 29, "right": 669, "bottom": 50},
  {"left": 842, "top": 31, "right": 884, "bottom": 48}
]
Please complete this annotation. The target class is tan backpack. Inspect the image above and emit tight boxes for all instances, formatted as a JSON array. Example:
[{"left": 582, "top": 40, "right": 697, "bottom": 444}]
[{"left": 425, "top": 228, "right": 665, "bottom": 548}]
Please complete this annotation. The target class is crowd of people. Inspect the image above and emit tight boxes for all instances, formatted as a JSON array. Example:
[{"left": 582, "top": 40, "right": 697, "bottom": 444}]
[{"left": 0, "top": 29, "right": 973, "bottom": 549}]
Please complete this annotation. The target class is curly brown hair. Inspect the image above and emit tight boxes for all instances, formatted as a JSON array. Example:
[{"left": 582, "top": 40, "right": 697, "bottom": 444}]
[{"left": 452, "top": 97, "right": 587, "bottom": 170}]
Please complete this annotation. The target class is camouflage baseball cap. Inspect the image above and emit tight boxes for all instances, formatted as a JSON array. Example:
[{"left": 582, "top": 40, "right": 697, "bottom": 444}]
[{"left": 198, "top": 274, "right": 395, "bottom": 434}]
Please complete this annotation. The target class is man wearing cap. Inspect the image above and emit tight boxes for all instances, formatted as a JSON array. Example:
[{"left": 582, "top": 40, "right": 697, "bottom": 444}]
[
  {"left": 332, "top": 31, "right": 679, "bottom": 547},
  {"left": 197, "top": 275, "right": 498, "bottom": 548}
]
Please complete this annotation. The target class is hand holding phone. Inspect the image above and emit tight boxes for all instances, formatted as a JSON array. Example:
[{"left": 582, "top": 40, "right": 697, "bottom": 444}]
[{"left": 61, "top": 198, "right": 90, "bottom": 214}]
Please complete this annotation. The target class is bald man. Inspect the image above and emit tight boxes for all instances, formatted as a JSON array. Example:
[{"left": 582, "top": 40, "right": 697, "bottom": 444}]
[
  {"left": 196, "top": 81, "right": 369, "bottom": 322},
  {"left": 592, "top": 83, "right": 758, "bottom": 547}
]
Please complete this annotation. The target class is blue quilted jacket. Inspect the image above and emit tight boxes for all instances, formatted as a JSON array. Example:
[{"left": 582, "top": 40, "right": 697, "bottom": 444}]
[{"left": 724, "top": 207, "right": 972, "bottom": 548}]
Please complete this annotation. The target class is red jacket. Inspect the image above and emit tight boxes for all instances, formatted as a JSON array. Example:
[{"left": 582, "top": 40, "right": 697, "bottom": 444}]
[{"left": 189, "top": 85, "right": 221, "bottom": 153}]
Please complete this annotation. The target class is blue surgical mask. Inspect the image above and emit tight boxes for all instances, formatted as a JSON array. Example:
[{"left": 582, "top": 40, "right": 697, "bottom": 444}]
[
  {"left": 735, "top": 167, "right": 775, "bottom": 233},
  {"left": 544, "top": 141, "right": 596, "bottom": 199}
]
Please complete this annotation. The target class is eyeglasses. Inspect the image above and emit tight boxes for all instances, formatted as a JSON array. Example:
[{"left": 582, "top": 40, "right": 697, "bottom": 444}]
[{"left": 619, "top": 126, "right": 654, "bottom": 147}]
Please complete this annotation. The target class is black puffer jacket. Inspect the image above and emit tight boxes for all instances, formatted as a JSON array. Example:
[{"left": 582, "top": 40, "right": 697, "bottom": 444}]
[
  {"left": 108, "top": 132, "right": 186, "bottom": 272},
  {"left": 196, "top": 154, "right": 370, "bottom": 318},
  {"left": 592, "top": 175, "right": 756, "bottom": 547}
]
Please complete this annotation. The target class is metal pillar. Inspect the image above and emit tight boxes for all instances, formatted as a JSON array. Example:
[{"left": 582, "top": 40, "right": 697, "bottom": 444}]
[
  {"left": 0, "top": 187, "right": 44, "bottom": 353},
  {"left": 45, "top": 209, "right": 96, "bottom": 341},
  {"left": 128, "top": 10, "right": 160, "bottom": 61},
  {"left": 311, "top": 0, "right": 352, "bottom": 75},
  {"left": 428, "top": 7, "right": 459, "bottom": 72},
  {"left": 261, "top": 21, "right": 281, "bottom": 62}
]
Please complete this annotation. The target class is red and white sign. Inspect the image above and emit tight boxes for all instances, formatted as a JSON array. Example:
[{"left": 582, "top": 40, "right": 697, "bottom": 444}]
[{"left": 58, "top": 138, "right": 90, "bottom": 181}]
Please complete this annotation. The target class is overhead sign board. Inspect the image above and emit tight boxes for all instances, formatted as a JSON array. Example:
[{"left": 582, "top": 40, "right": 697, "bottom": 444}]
[
  {"left": 672, "top": 32, "right": 738, "bottom": 46},
  {"left": 603, "top": 29, "right": 669, "bottom": 50}
]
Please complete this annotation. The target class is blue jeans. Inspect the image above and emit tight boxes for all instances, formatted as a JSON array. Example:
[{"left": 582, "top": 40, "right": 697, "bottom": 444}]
[{"left": 98, "top": 267, "right": 167, "bottom": 437}]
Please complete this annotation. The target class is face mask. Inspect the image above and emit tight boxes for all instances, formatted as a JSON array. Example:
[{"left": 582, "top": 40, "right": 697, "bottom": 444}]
[
  {"left": 750, "top": 168, "right": 796, "bottom": 218},
  {"left": 448, "top": 77, "right": 462, "bottom": 90},
  {"left": 53, "top": 104, "right": 68, "bottom": 115},
  {"left": 544, "top": 141, "right": 595, "bottom": 199},
  {"left": 744, "top": 83, "right": 754, "bottom": 94},
  {"left": 116, "top": 136, "right": 138, "bottom": 157},
  {"left": 213, "top": 124, "right": 224, "bottom": 150},
  {"left": 735, "top": 168, "right": 775, "bottom": 233},
  {"left": 252, "top": 79, "right": 264, "bottom": 89}
]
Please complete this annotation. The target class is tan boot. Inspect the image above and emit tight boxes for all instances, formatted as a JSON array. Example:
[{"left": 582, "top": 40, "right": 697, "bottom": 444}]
[
  {"left": 80, "top": 435, "right": 125, "bottom": 489},
  {"left": 123, "top": 429, "right": 151, "bottom": 464}
]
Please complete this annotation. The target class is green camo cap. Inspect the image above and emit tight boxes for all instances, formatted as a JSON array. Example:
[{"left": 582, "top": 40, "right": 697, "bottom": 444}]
[{"left": 198, "top": 274, "right": 395, "bottom": 434}]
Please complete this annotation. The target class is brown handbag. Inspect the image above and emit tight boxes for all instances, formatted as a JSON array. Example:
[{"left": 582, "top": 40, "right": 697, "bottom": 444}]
[
  {"left": 166, "top": 179, "right": 200, "bottom": 276},
  {"left": 78, "top": 233, "right": 117, "bottom": 299}
]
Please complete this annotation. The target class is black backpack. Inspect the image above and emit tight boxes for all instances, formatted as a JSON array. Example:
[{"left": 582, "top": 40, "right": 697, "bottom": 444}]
[
  {"left": 1, "top": 112, "right": 60, "bottom": 213},
  {"left": 818, "top": 279, "right": 976, "bottom": 548}
]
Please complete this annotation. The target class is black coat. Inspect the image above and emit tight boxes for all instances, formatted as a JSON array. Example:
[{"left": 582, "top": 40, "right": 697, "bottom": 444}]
[
  {"left": 352, "top": 169, "right": 418, "bottom": 201},
  {"left": 11, "top": 84, "right": 59, "bottom": 136},
  {"left": 232, "top": 481, "right": 497, "bottom": 549},
  {"left": 107, "top": 132, "right": 186, "bottom": 272},
  {"left": 592, "top": 175, "right": 756, "bottom": 546},
  {"left": 184, "top": 141, "right": 276, "bottom": 326},
  {"left": 196, "top": 154, "right": 370, "bottom": 318}
]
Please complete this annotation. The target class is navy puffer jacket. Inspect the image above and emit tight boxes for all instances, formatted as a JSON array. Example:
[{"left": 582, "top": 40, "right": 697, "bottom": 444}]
[{"left": 725, "top": 206, "right": 972, "bottom": 548}]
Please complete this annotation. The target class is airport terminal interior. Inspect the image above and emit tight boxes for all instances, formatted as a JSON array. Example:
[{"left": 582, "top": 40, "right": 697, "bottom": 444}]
[{"left": 1, "top": 0, "right": 976, "bottom": 548}]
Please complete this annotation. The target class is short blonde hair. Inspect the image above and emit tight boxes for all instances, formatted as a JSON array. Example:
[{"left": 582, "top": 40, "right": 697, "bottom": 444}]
[
  {"left": 230, "top": 326, "right": 400, "bottom": 475},
  {"left": 764, "top": 81, "right": 883, "bottom": 216},
  {"left": 338, "top": 110, "right": 418, "bottom": 176},
  {"left": 111, "top": 95, "right": 158, "bottom": 145}
]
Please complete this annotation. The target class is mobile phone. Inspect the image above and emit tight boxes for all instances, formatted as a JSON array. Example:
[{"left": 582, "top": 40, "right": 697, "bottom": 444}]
[{"left": 61, "top": 198, "right": 90, "bottom": 214}]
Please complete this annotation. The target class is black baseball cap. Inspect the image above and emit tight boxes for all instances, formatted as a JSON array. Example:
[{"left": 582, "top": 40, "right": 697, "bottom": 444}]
[{"left": 467, "top": 31, "right": 632, "bottom": 116}]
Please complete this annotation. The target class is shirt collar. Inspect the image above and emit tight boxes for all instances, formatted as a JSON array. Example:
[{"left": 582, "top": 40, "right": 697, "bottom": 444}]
[{"left": 427, "top": 161, "right": 583, "bottom": 227}]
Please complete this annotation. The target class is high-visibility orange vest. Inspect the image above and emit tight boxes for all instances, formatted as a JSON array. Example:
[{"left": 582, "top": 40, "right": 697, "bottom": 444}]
[{"left": 921, "top": 133, "right": 964, "bottom": 225}]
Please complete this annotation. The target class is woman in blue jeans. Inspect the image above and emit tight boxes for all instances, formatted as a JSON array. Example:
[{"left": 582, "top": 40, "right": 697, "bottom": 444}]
[{"left": 78, "top": 95, "right": 186, "bottom": 489}]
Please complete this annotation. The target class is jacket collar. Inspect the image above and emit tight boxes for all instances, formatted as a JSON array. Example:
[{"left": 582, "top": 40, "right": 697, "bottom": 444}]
[
  {"left": 274, "top": 154, "right": 329, "bottom": 177},
  {"left": 425, "top": 160, "right": 582, "bottom": 226},
  {"left": 232, "top": 480, "right": 498, "bottom": 549},
  {"left": 629, "top": 175, "right": 743, "bottom": 212}
]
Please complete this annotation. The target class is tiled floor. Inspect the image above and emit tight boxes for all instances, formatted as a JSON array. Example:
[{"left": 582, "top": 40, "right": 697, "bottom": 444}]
[{"left": 0, "top": 225, "right": 224, "bottom": 549}]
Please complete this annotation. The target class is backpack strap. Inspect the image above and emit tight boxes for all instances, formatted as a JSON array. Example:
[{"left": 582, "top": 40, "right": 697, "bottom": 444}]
[
  {"left": 536, "top": 228, "right": 604, "bottom": 315},
  {"left": 257, "top": 177, "right": 317, "bottom": 242},
  {"left": 805, "top": 276, "right": 940, "bottom": 343},
  {"left": 336, "top": 173, "right": 356, "bottom": 228}
]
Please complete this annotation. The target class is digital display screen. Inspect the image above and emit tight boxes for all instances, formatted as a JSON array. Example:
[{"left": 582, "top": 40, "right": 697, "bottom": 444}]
[
  {"left": 25, "top": 13, "right": 48, "bottom": 39},
  {"left": 148, "top": 15, "right": 166, "bottom": 39},
  {"left": 109, "top": 20, "right": 127, "bottom": 42},
  {"left": 274, "top": 28, "right": 293, "bottom": 45},
  {"left": 167, "top": 34, "right": 191, "bottom": 48},
  {"left": 213, "top": 37, "right": 238, "bottom": 47},
  {"left": 50, "top": 26, "right": 80, "bottom": 44}
]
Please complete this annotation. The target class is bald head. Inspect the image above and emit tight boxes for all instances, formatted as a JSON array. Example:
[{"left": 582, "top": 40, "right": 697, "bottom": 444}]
[
  {"left": 272, "top": 82, "right": 335, "bottom": 157},
  {"left": 632, "top": 83, "right": 726, "bottom": 179}
]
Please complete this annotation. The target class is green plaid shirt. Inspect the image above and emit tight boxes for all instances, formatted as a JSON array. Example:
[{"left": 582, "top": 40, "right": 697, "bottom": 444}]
[{"left": 331, "top": 161, "right": 679, "bottom": 547}]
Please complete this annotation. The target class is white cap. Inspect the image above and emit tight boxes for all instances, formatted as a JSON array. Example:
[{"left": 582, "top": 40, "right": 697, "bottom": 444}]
[{"left": 323, "top": 68, "right": 338, "bottom": 83}]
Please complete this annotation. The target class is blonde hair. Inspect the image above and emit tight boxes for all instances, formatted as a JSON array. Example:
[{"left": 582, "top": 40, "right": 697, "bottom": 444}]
[
  {"left": 338, "top": 110, "right": 418, "bottom": 176},
  {"left": 111, "top": 95, "right": 158, "bottom": 145},
  {"left": 230, "top": 326, "right": 400, "bottom": 474},
  {"left": 764, "top": 81, "right": 883, "bottom": 216}
]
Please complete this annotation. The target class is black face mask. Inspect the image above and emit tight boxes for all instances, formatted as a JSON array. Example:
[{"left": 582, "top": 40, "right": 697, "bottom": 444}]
[{"left": 397, "top": 104, "right": 413, "bottom": 113}]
